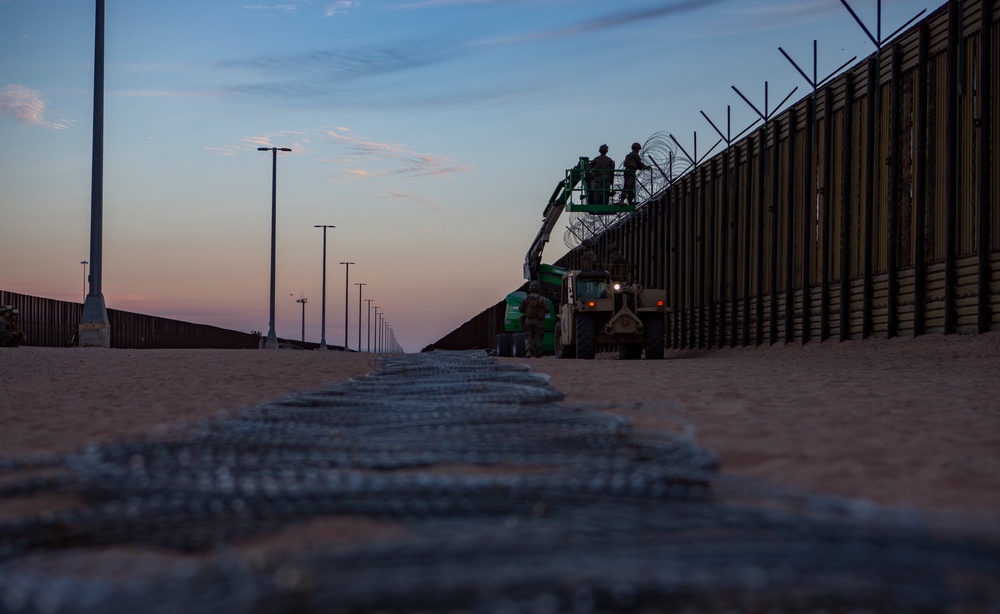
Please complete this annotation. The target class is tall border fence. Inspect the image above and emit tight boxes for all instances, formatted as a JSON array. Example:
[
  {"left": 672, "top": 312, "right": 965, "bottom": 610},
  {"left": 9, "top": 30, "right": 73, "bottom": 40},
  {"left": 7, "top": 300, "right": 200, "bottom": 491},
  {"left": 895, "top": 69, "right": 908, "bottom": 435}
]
[
  {"left": 431, "top": 0, "right": 998, "bottom": 351},
  {"left": 1, "top": 291, "right": 264, "bottom": 349}
]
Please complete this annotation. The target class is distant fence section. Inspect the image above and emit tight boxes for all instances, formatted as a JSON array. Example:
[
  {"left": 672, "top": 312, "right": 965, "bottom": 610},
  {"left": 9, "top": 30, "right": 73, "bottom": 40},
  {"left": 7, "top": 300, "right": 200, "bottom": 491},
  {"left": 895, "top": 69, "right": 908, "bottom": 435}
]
[
  {"left": 423, "top": 302, "right": 506, "bottom": 353},
  {"left": 432, "top": 0, "right": 998, "bottom": 351},
  {"left": 1, "top": 291, "right": 267, "bottom": 349}
]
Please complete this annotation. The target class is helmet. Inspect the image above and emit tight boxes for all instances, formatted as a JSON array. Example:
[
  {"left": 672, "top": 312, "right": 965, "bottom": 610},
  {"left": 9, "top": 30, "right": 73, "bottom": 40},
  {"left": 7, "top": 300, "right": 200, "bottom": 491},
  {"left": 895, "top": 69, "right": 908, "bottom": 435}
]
[
  {"left": 599, "top": 144, "right": 608, "bottom": 154},
  {"left": 632, "top": 142, "right": 641, "bottom": 151},
  {"left": 528, "top": 281, "right": 542, "bottom": 294}
]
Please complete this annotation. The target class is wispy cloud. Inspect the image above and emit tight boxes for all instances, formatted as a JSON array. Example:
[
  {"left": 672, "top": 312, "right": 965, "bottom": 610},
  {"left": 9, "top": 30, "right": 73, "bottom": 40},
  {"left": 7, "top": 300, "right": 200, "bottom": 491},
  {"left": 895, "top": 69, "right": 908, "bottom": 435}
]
[
  {"left": 243, "top": 3, "right": 301, "bottom": 15},
  {"left": 324, "top": 127, "right": 472, "bottom": 178},
  {"left": 391, "top": 0, "right": 529, "bottom": 7},
  {"left": 380, "top": 190, "right": 446, "bottom": 211},
  {"left": 325, "top": 0, "right": 359, "bottom": 16},
  {"left": 481, "top": 0, "right": 729, "bottom": 45},
  {"left": 220, "top": 37, "right": 455, "bottom": 92},
  {"left": 243, "top": 0, "right": 361, "bottom": 16},
  {"left": 0, "top": 84, "right": 72, "bottom": 130},
  {"left": 209, "top": 126, "right": 471, "bottom": 179},
  {"left": 727, "top": 0, "right": 842, "bottom": 29},
  {"left": 220, "top": 0, "right": 732, "bottom": 107}
]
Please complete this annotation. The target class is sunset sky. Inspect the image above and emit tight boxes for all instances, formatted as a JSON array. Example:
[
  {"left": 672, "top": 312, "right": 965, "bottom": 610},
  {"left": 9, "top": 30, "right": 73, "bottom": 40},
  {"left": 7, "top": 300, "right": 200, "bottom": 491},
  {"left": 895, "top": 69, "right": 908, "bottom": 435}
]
[{"left": 1, "top": 0, "right": 936, "bottom": 351}]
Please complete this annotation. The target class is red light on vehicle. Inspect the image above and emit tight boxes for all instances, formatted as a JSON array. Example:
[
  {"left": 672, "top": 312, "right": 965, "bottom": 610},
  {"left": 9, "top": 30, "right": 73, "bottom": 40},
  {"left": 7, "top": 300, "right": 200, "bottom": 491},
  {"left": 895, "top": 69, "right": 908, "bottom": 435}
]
[
  {"left": 588, "top": 301, "right": 596, "bottom": 309},
  {"left": 657, "top": 300, "right": 664, "bottom": 307}
]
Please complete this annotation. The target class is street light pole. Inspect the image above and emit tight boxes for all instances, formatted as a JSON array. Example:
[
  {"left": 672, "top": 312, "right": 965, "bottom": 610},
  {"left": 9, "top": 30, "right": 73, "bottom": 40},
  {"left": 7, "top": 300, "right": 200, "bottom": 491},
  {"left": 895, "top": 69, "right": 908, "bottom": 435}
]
[
  {"left": 314, "top": 225, "right": 334, "bottom": 349},
  {"left": 79, "top": 0, "right": 110, "bottom": 347},
  {"left": 365, "top": 299, "right": 374, "bottom": 352},
  {"left": 355, "top": 282, "right": 366, "bottom": 352},
  {"left": 80, "top": 261, "right": 88, "bottom": 304},
  {"left": 339, "top": 261, "right": 354, "bottom": 350},
  {"left": 258, "top": 146, "right": 292, "bottom": 349},
  {"left": 296, "top": 295, "right": 307, "bottom": 342}
]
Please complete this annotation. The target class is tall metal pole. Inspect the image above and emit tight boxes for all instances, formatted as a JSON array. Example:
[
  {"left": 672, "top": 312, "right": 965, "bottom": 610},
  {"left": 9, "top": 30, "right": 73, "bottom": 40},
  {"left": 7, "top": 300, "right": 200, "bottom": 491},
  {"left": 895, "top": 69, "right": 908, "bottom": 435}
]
[
  {"left": 314, "top": 225, "right": 334, "bottom": 349},
  {"left": 355, "top": 282, "right": 366, "bottom": 351},
  {"left": 258, "top": 146, "right": 292, "bottom": 349},
  {"left": 339, "top": 261, "right": 354, "bottom": 350},
  {"left": 295, "top": 295, "right": 307, "bottom": 342},
  {"left": 79, "top": 0, "right": 110, "bottom": 347},
  {"left": 372, "top": 306, "right": 379, "bottom": 353},
  {"left": 365, "top": 299, "right": 374, "bottom": 352}
]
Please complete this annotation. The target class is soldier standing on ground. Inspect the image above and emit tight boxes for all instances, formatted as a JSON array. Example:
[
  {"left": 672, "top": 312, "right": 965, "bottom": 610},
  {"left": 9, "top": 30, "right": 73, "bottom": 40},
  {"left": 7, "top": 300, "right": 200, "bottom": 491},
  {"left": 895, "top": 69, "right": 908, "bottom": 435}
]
[
  {"left": 0, "top": 306, "right": 25, "bottom": 347},
  {"left": 579, "top": 238, "right": 599, "bottom": 270},
  {"left": 620, "top": 142, "right": 648, "bottom": 205},
  {"left": 588, "top": 144, "right": 615, "bottom": 205},
  {"left": 518, "top": 281, "right": 551, "bottom": 358},
  {"left": 607, "top": 244, "right": 632, "bottom": 281}
]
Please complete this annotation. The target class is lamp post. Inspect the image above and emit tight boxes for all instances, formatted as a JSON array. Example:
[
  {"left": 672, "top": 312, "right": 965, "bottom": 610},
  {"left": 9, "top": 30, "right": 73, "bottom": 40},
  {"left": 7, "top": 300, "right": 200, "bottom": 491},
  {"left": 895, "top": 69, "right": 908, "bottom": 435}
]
[
  {"left": 355, "top": 282, "right": 366, "bottom": 352},
  {"left": 365, "top": 299, "right": 374, "bottom": 352},
  {"left": 80, "top": 261, "right": 88, "bottom": 303},
  {"left": 258, "top": 146, "right": 292, "bottom": 349},
  {"left": 314, "top": 225, "right": 334, "bottom": 349},
  {"left": 295, "top": 294, "right": 307, "bottom": 342},
  {"left": 339, "top": 261, "right": 354, "bottom": 350},
  {"left": 78, "top": 0, "right": 110, "bottom": 347}
]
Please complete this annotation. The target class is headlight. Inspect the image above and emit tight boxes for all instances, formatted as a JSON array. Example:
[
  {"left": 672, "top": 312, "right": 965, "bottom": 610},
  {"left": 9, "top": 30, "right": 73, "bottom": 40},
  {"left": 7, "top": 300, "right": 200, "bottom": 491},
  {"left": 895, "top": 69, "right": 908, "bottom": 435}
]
[{"left": 613, "top": 283, "right": 622, "bottom": 291}]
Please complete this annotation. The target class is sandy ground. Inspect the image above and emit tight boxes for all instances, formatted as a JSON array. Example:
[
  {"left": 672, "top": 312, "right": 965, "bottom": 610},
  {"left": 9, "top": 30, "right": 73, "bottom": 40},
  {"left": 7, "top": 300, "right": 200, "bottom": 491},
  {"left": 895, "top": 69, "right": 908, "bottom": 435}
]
[{"left": 2, "top": 333, "right": 999, "bottom": 517}]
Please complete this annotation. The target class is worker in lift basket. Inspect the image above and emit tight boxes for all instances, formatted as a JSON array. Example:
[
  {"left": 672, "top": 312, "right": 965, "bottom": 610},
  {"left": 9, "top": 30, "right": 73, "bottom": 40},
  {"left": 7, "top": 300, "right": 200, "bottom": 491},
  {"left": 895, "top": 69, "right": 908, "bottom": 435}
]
[
  {"left": 518, "top": 281, "right": 550, "bottom": 358},
  {"left": 588, "top": 144, "right": 615, "bottom": 205},
  {"left": 620, "top": 142, "right": 648, "bottom": 205}
]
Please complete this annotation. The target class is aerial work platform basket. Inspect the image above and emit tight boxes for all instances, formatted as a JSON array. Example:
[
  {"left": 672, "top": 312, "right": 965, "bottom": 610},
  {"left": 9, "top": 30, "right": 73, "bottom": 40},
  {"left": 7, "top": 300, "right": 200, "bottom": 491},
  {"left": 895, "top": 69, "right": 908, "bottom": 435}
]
[{"left": 562, "top": 157, "right": 637, "bottom": 215}]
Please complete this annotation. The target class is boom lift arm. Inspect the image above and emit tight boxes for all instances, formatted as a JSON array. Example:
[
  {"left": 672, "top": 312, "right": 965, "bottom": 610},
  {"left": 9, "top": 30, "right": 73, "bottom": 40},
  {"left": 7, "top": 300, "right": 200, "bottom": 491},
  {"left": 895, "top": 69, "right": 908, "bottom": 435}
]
[{"left": 523, "top": 158, "right": 588, "bottom": 282}]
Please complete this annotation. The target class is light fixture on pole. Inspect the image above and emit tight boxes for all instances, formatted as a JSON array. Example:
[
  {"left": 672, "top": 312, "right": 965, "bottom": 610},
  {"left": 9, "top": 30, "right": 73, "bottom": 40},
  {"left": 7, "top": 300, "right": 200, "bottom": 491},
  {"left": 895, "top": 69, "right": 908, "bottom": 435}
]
[
  {"left": 355, "top": 282, "right": 366, "bottom": 352},
  {"left": 258, "top": 146, "right": 292, "bottom": 349},
  {"left": 314, "top": 225, "right": 334, "bottom": 349},
  {"left": 295, "top": 293, "right": 307, "bottom": 342},
  {"left": 339, "top": 261, "right": 354, "bottom": 350},
  {"left": 80, "top": 261, "right": 88, "bottom": 304},
  {"left": 365, "top": 298, "right": 374, "bottom": 352}
]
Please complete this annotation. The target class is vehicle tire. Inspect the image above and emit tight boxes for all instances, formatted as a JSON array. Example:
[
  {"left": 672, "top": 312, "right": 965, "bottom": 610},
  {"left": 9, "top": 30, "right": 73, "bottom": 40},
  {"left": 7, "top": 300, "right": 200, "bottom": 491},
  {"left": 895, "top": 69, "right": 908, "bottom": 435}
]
[
  {"left": 643, "top": 315, "right": 665, "bottom": 360},
  {"left": 512, "top": 332, "right": 526, "bottom": 357},
  {"left": 618, "top": 344, "right": 642, "bottom": 360},
  {"left": 555, "top": 323, "right": 574, "bottom": 359},
  {"left": 495, "top": 333, "right": 512, "bottom": 357},
  {"left": 575, "top": 315, "right": 595, "bottom": 360}
]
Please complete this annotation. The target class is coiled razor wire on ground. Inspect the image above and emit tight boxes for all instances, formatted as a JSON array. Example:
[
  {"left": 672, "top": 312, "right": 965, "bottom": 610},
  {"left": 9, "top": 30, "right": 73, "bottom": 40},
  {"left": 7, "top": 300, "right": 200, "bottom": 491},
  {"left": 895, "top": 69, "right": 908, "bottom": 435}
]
[{"left": 1, "top": 350, "right": 999, "bottom": 612}]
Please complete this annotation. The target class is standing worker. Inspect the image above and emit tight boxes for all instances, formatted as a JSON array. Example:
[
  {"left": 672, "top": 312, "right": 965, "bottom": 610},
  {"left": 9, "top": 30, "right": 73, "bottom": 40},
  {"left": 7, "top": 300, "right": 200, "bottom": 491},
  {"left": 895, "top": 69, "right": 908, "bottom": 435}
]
[
  {"left": 0, "top": 306, "right": 25, "bottom": 347},
  {"left": 518, "top": 281, "right": 551, "bottom": 358},
  {"left": 588, "top": 144, "right": 615, "bottom": 205},
  {"left": 620, "top": 142, "right": 648, "bottom": 205},
  {"left": 607, "top": 244, "right": 632, "bottom": 281},
  {"left": 579, "top": 238, "right": 599, "bottom": 270}
]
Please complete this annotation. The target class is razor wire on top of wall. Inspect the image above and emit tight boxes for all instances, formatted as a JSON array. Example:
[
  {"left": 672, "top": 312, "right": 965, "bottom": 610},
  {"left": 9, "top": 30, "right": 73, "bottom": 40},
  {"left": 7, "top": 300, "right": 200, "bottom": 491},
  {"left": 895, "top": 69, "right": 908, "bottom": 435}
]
[{"left": 1, "top": 350, "right": 998, "bottom": 613}]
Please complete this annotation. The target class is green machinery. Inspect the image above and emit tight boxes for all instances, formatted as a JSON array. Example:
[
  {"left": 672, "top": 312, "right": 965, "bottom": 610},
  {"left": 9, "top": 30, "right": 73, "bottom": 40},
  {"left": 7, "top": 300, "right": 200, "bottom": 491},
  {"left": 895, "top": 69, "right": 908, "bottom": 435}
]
[{"left": 494, "top": 158, "right": 667, "bottom": 359}]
